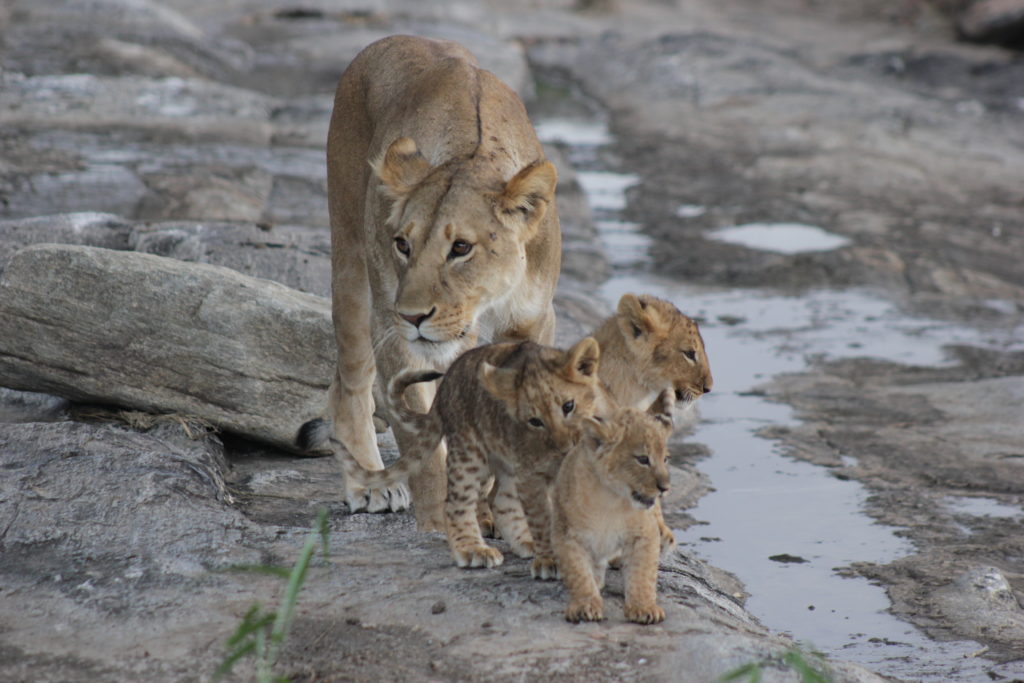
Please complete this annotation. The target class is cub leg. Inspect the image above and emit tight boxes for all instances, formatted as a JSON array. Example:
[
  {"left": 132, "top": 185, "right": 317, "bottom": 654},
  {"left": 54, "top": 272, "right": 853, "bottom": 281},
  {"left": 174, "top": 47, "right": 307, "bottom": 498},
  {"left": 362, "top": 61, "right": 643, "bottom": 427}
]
[
  {"left": 490, "top": 474, "right": 535, "bottom": 558},
  {"left": 621, "top": 526, "right": 665, "bottom": 625},
  {"left": 517, "top": 470, "right": 558, "bottom": 580},
  {"left": 445, "top": 437, "right": 502, "bottom": 569},
  {"left": 557, "top": 536, "right": 603, "bottom": 622}
]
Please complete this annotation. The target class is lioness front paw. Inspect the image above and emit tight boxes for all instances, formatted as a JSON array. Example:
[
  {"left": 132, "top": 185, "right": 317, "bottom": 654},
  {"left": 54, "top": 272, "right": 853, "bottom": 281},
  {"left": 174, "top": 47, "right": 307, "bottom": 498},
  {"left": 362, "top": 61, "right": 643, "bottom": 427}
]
[
  {"left": 565, "top": 595, "right": 604, "bottom": 623},
  {"left": 658, "top": 521, "right": 677, "bottom": 555},
  {"left": 624, "top": 603, "right": 665, "bottom": 625},
  {"left": 530, "top": 555, "right": 559, "bottom": 580},
  {"left": 345, "top": 482, "right": 410, "bottom": 513},
  {"left": 452, "top": 545, "right": 504, "bottom": 569}
]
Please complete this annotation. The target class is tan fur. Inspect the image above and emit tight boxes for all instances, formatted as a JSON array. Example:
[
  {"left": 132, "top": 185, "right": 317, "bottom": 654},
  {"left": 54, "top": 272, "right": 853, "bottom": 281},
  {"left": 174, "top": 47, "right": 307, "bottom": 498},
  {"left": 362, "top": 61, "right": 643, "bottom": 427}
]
[
  {"left": 344, "top": 338, "right": 602, "bottom": 576},
  {"left": 591, "top": 293, "right": 713, "bottom": 553},
  {"left": 297, "top": 36, "right": 562, "bottom": 530},
  {"left": 552, "top": 392, "right": 674, "bottom": 624}
]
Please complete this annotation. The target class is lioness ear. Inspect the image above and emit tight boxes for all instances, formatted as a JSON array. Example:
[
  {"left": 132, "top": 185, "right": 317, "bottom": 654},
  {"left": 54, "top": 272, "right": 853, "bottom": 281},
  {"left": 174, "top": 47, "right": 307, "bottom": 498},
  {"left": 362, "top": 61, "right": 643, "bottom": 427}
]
[
  {"left": 479, "top": 362, "right": 519, "bottom": 402},
  {"left": 648, "top": 389, "right": 675, "bottom": 432},
  {"left": 497, "top": 160, "right": 557, "bottom": 234},
  {"left": 617, "top": 293, "right": 664, "bottom": 341},
  {"left": 372, "top": 137, "right": 431, "bottom": 198},
  {"left": 564, "top": 336, "right": 600, "bottom": 381}
]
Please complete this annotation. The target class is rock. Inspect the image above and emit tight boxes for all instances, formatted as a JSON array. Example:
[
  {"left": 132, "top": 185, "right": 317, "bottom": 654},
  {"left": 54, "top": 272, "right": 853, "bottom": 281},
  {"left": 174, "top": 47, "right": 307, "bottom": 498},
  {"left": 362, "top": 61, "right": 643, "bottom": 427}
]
[
  {"left": 0, "top": 244, "right": 333, "bottom": 450},
  {"left": 0, "top": 74, "right": 273, "bottom": 145},
  {"left": 934, "top": 566, "right": 1024, "bottom": 647},
  {"left": 957, "top": 0, "right": 1024, "bottom": 46}
]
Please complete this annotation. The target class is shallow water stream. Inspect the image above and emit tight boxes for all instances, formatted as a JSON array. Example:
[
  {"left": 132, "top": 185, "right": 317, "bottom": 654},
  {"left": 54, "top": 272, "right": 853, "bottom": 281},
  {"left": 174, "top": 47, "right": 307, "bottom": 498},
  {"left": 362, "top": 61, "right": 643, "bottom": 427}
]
[{"left": 537, "top": 113, "right": 1024, "bottom": 681}]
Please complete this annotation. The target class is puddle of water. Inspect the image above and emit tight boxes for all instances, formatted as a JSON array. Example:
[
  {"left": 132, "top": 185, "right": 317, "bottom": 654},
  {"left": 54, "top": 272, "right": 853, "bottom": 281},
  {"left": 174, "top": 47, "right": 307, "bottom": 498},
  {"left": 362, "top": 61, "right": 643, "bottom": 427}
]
[
  {"left": 708, "top": 222, "right": 852, "bottom": 254},
  {"left": 535, "top": 112, "right": 1024, "bottom": 681},
  {"left": 946, "top": 496, "right": 1024, "bottom": 519}
]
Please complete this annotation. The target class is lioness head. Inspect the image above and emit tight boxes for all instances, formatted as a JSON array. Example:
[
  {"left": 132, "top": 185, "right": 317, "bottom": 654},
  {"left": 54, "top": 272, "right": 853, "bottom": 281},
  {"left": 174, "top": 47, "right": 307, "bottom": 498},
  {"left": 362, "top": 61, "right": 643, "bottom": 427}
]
[
  {"left": 581, "top": 390, "right": 674, "bottom": 510},
  {"left": 480, "top": 337, "right": 601, "bottom": 454},
  {"left": 373, "top": 136, "right": 557, "bottom": 364},
  {"left": 610, "top": 293, "right": 714, "bottom": 407}
]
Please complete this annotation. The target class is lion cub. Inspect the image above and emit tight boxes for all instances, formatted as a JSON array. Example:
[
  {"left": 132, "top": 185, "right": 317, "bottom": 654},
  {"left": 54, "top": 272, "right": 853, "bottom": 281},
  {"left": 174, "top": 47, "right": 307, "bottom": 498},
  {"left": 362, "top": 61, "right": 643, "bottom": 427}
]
[
  {"left": 342, "top": 338, "right": 602, "bottom": 576},
  {"left": 552, "top": 391, "right": 674, "bottom": 624},
  {"left": 592, "top": 292, "right": 713, "bottom": 553}
]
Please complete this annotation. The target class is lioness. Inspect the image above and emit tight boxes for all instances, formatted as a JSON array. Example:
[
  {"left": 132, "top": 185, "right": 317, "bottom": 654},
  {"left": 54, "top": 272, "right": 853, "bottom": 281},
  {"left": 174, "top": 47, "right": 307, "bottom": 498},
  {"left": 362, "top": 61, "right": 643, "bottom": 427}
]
[
  {"left": 297, "top": 36, "right": 561, "bottom": 530},
  {"left": 552, "top": 392, "right": 675, "bottom": 624}
]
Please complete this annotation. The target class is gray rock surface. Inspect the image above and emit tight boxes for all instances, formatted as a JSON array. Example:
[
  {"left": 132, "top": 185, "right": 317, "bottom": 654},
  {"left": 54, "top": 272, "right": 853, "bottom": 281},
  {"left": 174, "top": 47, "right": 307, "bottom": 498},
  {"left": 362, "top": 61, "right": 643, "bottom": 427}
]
[
  {"left": 0, "top": 244, "right": 333, "bottom": 450},
  {"left": 1, "top": 0, "right": 1022, "bottom": 679}
]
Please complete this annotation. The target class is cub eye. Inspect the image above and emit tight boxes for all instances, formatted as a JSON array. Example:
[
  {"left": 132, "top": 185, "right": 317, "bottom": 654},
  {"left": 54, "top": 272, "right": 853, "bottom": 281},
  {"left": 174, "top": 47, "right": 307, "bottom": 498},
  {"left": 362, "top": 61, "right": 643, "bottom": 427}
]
[
  {"left": 562, "top": 400, "right": 575, "bottom": 416},
  {"left": 394, "top": 236, "right": 410, "bottom": 256},
  {"left": 682, "top": 349, "right": 697, "bottom": 362},
  {"left": 449, "top": 240, "right": 473, "bottom": 259},
  {"left": 528, "top": 417, "right": 545, "bottom": 429},
  {"left": 635, "top": 455, "right": 651, "bottom": 466}
]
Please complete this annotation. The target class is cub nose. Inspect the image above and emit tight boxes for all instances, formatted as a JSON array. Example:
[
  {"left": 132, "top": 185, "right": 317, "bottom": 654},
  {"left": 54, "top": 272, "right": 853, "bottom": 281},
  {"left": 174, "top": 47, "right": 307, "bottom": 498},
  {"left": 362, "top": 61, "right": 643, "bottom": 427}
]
[
  {"left": 399, "top": 307, "right": 436, "bottom": 328},
  {"left": 703, "top": 385, "right": 712, "bottom": 394},
  {"left": 657, "top": 481, "right": 670, "bottom": 494}
]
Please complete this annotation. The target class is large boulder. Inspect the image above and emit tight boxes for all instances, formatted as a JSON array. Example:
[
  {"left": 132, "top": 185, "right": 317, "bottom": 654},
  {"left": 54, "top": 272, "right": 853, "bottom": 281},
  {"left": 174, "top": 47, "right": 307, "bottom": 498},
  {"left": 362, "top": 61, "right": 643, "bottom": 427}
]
[{"left": 0, "top": 243, "right": 332, "bottom": 450}]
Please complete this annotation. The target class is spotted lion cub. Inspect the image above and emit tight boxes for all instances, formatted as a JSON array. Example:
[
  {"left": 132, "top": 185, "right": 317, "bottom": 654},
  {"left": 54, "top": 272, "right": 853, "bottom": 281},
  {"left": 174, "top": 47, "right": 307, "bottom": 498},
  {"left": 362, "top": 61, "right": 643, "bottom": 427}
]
[
  {"left": 592, "top": 293, "right": 713, "bottom": 554},
  {"left": 342, "top": 338, "right": 602, "bottom": 575},
  {"left": 552, "top": 390, "right": 674, "bottom": 624}
]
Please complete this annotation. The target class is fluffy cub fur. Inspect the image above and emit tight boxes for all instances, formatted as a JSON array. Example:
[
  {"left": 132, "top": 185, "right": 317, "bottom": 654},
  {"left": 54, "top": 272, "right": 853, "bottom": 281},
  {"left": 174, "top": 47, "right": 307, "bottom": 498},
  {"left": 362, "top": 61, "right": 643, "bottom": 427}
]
[
  {"left": 592, "top": 292, "right": 713, "bottom": 553},
  {"left": 342, "top": 338, "right": 602, "bottom": 576},
  {"left": 552, "top": 391, "right": 674, "bottom": 624}
]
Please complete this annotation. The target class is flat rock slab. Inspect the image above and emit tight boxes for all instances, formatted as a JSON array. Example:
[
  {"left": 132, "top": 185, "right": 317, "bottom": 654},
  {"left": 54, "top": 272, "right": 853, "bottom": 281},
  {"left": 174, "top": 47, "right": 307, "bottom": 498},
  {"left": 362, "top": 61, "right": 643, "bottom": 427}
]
[{"left": 0, "top": 243, "right": 332, "bottom": 450}]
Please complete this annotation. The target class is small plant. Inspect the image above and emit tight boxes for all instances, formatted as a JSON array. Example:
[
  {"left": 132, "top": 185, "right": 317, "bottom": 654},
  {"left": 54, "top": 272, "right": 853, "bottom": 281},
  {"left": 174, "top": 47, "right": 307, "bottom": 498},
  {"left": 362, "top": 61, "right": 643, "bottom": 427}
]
[
  {"left": 720, "top": 646, "right": 832, "bottom": 683},
  {"left": 214, "top": 508, "right": 331, "bottom": 683}
]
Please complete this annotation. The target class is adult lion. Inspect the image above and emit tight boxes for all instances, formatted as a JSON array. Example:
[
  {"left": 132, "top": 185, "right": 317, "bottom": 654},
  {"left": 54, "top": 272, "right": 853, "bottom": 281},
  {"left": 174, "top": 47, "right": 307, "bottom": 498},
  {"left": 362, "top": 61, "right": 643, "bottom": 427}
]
[{"left": 298, "top": 35, "right": 561, "bottom": 531}]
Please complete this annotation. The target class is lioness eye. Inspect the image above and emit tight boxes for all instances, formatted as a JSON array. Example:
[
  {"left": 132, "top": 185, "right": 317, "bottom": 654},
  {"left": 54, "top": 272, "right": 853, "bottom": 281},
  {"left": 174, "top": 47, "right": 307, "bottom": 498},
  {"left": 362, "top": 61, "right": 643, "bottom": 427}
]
[
  {"left": 394, "top": 236, "right": 410, "bottom": 256},
  {"left": 449, "top": 240, "right": 472, "bottom": 259},
  {"left": 682, "top": 349, "right": 697, "bottom": 362},
  {"left": 635, "top": 455, "right": 651, "bottom": 466},
  {"left": 528, "top": 417, "right": 545, "bottom": 428},
  {"left": 562, "top": 400, "right": 575, "bottom": 416}
]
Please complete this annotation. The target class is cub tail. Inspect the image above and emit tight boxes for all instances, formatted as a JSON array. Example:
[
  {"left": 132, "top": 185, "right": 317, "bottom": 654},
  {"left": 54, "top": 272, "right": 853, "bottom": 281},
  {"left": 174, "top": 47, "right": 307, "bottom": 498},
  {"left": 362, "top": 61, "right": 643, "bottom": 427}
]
[{"left": 343, "top": 370, "right": 444, "bottom": 490}]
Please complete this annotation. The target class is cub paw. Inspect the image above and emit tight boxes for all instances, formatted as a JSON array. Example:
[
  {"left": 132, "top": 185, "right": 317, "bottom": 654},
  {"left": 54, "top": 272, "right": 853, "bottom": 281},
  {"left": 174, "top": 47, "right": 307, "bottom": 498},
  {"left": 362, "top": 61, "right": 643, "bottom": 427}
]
[
  {"left": 531, "top": 555, "right": 559, "bottom": 581},
  {"left": 452, "top": 545, "right": 504, "bottom": 569},
  {"left": 624, "top": 603, "right": 665, "bottom": 625},
  {"left": 477, "top": 505, "right": 496, "bottom": 538},
  {"left": 565, "top": 595, "right": 604, "bottom": 623}
]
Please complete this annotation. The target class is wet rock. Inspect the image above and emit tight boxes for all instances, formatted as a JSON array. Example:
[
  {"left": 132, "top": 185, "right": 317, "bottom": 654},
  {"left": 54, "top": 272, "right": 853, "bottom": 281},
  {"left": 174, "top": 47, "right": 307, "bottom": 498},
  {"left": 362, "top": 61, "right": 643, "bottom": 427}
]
[
  {"left": 934, "top": 566, "right": 1024, "bottom": 647},
  {"left": 0, "top": 243, "right": 333, "bottom": 450}
]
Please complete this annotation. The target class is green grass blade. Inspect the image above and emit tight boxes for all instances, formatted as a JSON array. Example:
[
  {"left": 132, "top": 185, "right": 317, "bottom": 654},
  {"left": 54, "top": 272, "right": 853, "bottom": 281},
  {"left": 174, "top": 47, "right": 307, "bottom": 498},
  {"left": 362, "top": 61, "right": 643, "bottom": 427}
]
[
  {"left": 719, "top": 662, "right": 762, "bottom": 682},
  {"left": 212, "top": 639, "right": 257, "bottom": 680},
  {"left": 784, "top": 650, "right": 831, "bottom": 683}
]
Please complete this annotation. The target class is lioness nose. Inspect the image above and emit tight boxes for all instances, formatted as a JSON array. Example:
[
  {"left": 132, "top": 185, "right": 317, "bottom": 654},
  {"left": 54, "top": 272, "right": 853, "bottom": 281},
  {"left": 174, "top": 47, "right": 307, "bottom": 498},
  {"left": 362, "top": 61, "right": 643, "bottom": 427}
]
[{"left": 399, "top": 307, "right": 435, "bottom": 328}]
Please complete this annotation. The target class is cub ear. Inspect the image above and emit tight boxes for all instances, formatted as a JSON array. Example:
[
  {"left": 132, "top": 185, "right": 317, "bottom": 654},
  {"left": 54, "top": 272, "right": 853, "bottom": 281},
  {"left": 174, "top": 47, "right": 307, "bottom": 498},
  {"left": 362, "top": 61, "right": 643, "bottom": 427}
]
[
  {"left": 616, "top": 293, "right": 665, "bottom": 341},
  {"left": 648, "top": 389, "right": 675, "bottom": 433},
  {"left": 581, "top": 416, "right": 621, "bottom": 454},
  {"left": 496, "top": 160, "right": 557, "bottom": 235},
  {"left": 563, "top": 336, "right": 600, "bottom": 381},
  {"left": 479, "top": 362, "right": 519, "bottom": 402},
  {"left": 372, "top": 137, "right": 431, "bottom": 198}
]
